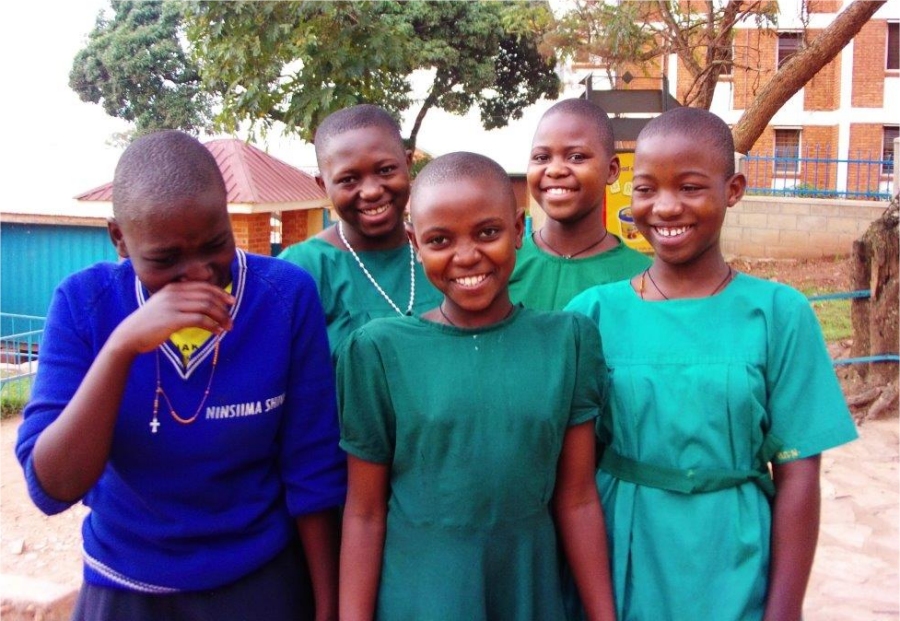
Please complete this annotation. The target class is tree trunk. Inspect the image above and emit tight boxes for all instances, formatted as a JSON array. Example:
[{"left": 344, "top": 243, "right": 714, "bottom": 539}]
[
  {"left": 732, "top": 0, "right": 885, "bottom": 154},
  {"left": 850, "top": 196, "right": 899, "bottom": 387},
  {"left": 406, "top": 83, "right": 441, "bottom": 155}
]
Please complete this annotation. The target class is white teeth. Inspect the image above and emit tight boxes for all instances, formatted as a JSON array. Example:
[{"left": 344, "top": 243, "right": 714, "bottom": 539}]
[
  {"left": 656, "top": 226, "right": 689, "bottom": 237},
  {"left": 545, "top": 188, "right": 573, "bottom": 195},
  {"left": 454, "top": 274, "right": 488, "bottom": 287},
  {"left": 362, "top": 205, "right": 389, "bottom": 216}
]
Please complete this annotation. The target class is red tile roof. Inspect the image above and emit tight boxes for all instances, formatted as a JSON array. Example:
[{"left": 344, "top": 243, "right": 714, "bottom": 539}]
[
  {"left": 75, "top": 138, "right": 325, "bottom": 204},
  {"left": 73, "top": 183, "right": 110, "bottom": 202}
]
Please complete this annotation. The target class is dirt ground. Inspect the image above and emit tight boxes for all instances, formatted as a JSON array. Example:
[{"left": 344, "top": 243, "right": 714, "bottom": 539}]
[{"left": 1, "top": 256, "right": 897, "bottom": 618}]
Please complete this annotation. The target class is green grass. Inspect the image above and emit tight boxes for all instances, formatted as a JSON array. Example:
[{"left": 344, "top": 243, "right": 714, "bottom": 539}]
[
  {"left": 0, "top": 376, "right": 32, "bottom": 420},
  {"left": 803, "top": 288, "right": 854, "bottom": 343}
]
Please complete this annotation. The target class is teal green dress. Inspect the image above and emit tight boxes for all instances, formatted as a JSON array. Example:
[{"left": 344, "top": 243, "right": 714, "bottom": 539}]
[
  {"left": 565, "top": 274, "right": 858, "bottom": 621},
  {"left": 509, "top": 233, "right": 651, "bottom": 311},
  {"left": 279, "top": 237, "right": 442, "bottom": 355},
  {"left": 337, "top": 308, "right": 607, "bottom": 621}
]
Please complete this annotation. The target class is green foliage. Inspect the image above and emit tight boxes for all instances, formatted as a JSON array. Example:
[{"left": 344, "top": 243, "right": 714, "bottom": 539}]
[
  {"left": 550, "top": 1, "right": 653, "bottom": 67},
  {"left": 809, "top": 297, "right": 853, "bottom": 342},
  {"left": 70, "top": 1, "right": 558, "bottom": 148},
  {"left": 69, "top": 0, "right": 213, "bottom": 136},
  {"left": 185, "top": 0, "right": 559, "bottom": 149},
  {"left": 0, "top": 377, "right": 32, "bottom": 420},
  {"left": 409, "top": 153, "right": 433, "bottom": 179},
  {"left": 790, "top": 183, "right": 820, "bottom": 198},
  {"left": 401, "top": 1, "right": 559, "bottom": 139},
  {"left": 801, "top": 283, "right": 854, "bottom": 343},
  {"left": 185, "top": 1, "right": 413, "bottom": 142}
]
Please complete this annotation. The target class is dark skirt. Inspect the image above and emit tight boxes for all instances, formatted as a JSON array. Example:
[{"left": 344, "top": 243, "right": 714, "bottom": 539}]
[{"left": 72, "top": 544, "right": 313, "bottom": 621}]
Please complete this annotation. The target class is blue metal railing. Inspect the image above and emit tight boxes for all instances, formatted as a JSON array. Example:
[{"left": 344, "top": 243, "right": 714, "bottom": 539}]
[
  {"left": 744, "top": 148, "right": 894, "bottom": 201},
  {"left": 806, "top": 290, "right": 900, "bottom": 365},
  {"left": 1, "top": 291, "right": 894, "bottom": 386},
  {"left": 807, "top": 290, "right": 872, "bottom": 301},
  {"left": 0, "top": 313, "right": 45, "bottom": 389}
]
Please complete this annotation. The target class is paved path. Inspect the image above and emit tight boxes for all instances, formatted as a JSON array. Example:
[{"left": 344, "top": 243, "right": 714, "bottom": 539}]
[
  {"left": 805, "top": 417, "right": 899, "bottom": 620},
  {"left": 1, "top": 415, "right": 897, "bottom": 619}
]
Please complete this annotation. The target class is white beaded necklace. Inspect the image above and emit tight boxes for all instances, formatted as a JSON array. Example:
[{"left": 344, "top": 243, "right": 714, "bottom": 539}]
[{"left": 338, "top": 221, "right": 416, "bottom": 316}]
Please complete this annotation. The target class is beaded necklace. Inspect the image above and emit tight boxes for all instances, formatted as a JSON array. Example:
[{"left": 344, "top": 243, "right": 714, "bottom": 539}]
[
  {"left": 150, "top": 340, "right": 220, "bottom": 434},
  {"left": 338, "top": 221, "right": 416, "bottom": 316}
]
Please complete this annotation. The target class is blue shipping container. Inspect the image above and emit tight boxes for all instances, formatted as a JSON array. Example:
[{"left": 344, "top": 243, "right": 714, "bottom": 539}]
[{"left": 1, "top": 222, "right": 118, "bottom": 333}]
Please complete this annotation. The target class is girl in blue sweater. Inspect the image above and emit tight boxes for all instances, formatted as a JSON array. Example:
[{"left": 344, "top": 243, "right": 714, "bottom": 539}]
[{"left": 16, "top": 130, "right": 346, "bottom": 620}]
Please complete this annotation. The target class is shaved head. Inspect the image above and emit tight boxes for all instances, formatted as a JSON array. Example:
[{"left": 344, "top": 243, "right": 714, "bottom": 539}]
[
  {"left": 410, "top": 152, "right": 516, "bottom": 222},
  {"left": 113, "top": 130, "right": 226, "bottom": 224},
  {"left": 540, "top": 98, "right": 615, "bottom": 156},
  {"left": 638, "top": 108, "right": 736, "bottom": 177},
  {"left": 313, "top": 104, "right": 404, "bottom": 161}
]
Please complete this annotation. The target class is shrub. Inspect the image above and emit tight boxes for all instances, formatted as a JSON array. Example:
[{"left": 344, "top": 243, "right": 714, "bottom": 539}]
[{"left": 0, "top": 377, "right": 32, "bottom": 419}]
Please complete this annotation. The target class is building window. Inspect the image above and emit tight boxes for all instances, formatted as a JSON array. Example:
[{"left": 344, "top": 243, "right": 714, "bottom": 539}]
[
  {"left": 888, "top": 22, "right": 899, "bottom": 70},
  {"left": 884, "top": 126, "right": 898, "bottom": 174},
  {"left": 774, "top": 129, "right": 801, "bottom": 174},
  {"left": 777, "top": 32, "right": 803, "bottom": 69}
]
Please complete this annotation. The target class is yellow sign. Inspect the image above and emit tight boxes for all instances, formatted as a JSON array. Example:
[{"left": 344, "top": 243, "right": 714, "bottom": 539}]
[{"left": 605, "top": 152, "right": 652, "bottom": 254}]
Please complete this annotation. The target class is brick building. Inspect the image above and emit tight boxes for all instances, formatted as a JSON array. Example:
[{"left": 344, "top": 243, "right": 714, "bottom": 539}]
[
  {"left": 571, "top": 0, "right": 898, "bottom": 199},
  {"left": 71, "top": 138, "right": 330, "bottom": 255}
]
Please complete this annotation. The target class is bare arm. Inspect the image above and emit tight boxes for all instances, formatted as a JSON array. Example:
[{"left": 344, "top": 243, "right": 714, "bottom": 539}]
[
  {"left": 297, "top": 508, "right": 341, "bottom": 621},
  {"left": 32, "top": 282, "right": 233, "bottom": 501},
  {"left": 553, "top": 421, "right": 616, "bottom": 621},
  {"left": 340, "top": 456, "right": 390, "bottom": 621},
  {"left": 763, "top": 456, "right": 822, "bottom": 621}
]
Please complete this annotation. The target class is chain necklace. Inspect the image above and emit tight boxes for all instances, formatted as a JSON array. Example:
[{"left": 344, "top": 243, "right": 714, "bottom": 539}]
[
  {"left": 338, "top": 221, "right": 415, "bottom": 316},
  {"left": 150, "top": 340, "right": 220, "bottom": 433},
  {"left": 640, "top": 267, "right": 735, "bottom": 300},
  {"left": 438, "top": 302, "right": 515, "bottom": 327},
  {"left": 538, "top": 228, "right": 609, "bottom": 259}
]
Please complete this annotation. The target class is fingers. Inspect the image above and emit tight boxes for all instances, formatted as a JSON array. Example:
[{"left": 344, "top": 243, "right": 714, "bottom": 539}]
[
  {"left": 150, "top": 282, "right": 236, "bottom": 332},
  {"left": 114, "top": 283, "right": 237, "bottom": 355}
]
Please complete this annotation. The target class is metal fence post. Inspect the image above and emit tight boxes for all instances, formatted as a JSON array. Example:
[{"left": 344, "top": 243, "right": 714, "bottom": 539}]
[{"left": 894, "top": 137, "right": 899, "bottom": 200}]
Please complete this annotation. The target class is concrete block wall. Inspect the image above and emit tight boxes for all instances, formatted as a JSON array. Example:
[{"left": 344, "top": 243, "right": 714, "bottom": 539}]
[{"left": 721, "top": 196, "right": 889, "bottom": 258}]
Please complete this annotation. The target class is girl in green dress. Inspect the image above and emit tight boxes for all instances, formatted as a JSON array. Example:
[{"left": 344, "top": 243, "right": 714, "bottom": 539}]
[
  {"left": 509, "top": 98, "right": 650, "bottom": 311},
  {"left": 566, "top": 108, "right": 858, "bottom": 621},
  {"left": 278, "top": 104, "right": 441, "bottom": 355},
  {"left": 337, "top": 152, "right": 616, "bottom": 621}
]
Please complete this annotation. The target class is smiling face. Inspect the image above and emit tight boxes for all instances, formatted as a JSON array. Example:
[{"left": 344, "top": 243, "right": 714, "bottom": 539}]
[
  {"left": 109, "top": 187, "right": 235, "bottom": 294},
  {"left": 527, "top": 111, "right": 620, "bottom": 225},
  {"left": 316, "top": 125, "right": 413, "bottom": 250},
  {"left": 631, "top": 132, "right": 745, "bottom": 268},
  {"left": 409, "top": 176, "right": 524, "bottom": 328}
]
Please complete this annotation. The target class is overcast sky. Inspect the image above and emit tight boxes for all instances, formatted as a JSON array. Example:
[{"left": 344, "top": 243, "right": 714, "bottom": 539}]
[
  {"left": 0, "top": 1, "right": 578, "bottom": 214},
  {"left": 3, "top": 1, "right": 133, "bottom": 211}
]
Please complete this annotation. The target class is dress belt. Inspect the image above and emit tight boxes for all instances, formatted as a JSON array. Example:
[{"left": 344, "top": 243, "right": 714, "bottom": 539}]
[{"left": 600, "top": 448, "right": 776, "bottom": 498}]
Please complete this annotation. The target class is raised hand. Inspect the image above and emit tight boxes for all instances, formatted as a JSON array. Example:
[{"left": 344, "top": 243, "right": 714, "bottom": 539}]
[{"left": 110, "top": 281, "right": 235, "bottom": 355}]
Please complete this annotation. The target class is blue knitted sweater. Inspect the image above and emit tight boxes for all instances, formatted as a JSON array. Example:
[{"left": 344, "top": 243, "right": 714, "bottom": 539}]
[{"left": 16, "top": 250, "right": 346, "bottom": 592}]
